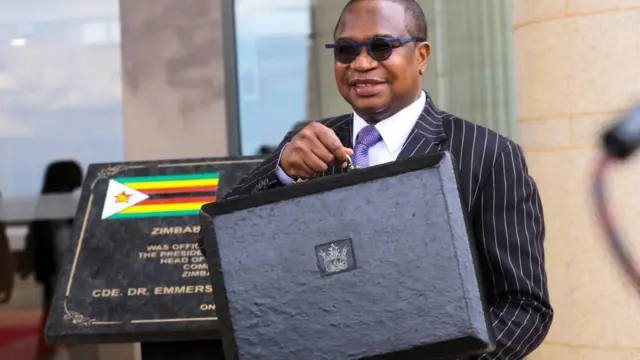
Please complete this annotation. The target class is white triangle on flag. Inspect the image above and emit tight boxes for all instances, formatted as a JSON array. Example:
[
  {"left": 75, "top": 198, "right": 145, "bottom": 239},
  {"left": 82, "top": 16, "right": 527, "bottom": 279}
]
[{"left": 101, "top": 179, "right": 150, "bottom": 219}]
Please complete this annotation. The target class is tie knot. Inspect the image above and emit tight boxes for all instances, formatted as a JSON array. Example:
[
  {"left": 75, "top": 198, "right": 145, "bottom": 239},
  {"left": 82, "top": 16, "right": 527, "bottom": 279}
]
[{"left": 355, "top": 125, "right": 382, "bottom": 147}]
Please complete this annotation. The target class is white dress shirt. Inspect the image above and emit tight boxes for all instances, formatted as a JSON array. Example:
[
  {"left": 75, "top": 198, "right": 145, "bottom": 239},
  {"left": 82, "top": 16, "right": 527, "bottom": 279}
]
[{"left": 277, "top": 91, "right": 427, "bottom": 184}]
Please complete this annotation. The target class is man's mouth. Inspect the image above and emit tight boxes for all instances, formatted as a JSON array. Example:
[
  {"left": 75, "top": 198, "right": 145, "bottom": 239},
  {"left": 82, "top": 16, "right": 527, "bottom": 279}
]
[
  {"left": 349, "top": 80, "right": 387, "bottom": 97},
  {"left": 349, "top": 78, "right": 386, "bottom": 86}
]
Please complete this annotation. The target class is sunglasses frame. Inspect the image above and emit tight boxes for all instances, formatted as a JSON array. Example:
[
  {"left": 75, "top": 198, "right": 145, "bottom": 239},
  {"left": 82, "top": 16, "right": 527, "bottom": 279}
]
[{"left": 325, "top": 36, "right": 420, "bottom": 64}]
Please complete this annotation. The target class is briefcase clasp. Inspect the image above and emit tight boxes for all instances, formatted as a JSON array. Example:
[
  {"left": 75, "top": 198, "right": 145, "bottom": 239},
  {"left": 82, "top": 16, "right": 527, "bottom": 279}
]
[{"left": 294, "top": 153, "right": 359, "bottom": 184}]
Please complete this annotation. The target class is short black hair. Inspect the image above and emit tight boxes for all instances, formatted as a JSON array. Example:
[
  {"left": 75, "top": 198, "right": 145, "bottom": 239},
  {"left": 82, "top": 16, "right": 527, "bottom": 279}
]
[{"left": 333, "top": 0, "right": 428, "bottom": 41}]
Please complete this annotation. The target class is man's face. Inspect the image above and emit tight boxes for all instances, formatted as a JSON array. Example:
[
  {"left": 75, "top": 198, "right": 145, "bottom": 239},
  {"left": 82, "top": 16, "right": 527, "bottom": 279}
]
[{"left": 333, "top": 0, "right": 430, "bottom": 122}]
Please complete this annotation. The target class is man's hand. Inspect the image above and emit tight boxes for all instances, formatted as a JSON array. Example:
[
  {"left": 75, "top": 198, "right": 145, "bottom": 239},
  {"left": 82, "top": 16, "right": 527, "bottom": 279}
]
[{"left": 281, "top": 122, "right": 354, "bottom": 179}]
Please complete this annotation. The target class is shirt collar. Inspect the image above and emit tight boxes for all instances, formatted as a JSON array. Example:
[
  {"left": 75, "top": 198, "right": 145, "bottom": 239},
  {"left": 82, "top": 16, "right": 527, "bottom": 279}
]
[{"left": 352, "top": 91, "right": 426, "bottom": 154}]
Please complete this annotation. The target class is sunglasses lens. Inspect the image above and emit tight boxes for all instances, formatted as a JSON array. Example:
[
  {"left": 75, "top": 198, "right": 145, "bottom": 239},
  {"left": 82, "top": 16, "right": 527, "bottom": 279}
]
[
  {"left": 369, "top": 38, "right": 393, "bottom": 61},
  {"left": 334, "top": 41, "right": 360, "bottom": 64}
]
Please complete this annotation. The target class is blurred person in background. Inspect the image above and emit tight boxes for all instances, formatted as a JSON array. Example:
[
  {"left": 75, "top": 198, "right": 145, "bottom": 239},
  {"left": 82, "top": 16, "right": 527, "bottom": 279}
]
[
  {"left": 19, "top": 160, "right": 83, "bottom": 360},
  {"left": 0, "top": 191, "right": 15, "bottom": 304}
]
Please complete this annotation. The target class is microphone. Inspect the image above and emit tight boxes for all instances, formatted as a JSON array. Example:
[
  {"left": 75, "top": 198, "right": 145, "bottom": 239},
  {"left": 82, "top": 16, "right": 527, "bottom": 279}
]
[
  {"left": 603, "top": 105, "right": 640, "bottom": 159},
  {"left": 594, "top": 104, "right": 640, "bottom": 299}
]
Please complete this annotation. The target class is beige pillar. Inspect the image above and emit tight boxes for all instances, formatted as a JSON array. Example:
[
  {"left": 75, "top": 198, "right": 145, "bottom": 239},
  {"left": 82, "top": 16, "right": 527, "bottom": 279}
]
[
  {"left": 514, "top": 1, "right": 640, "bottom": 359},
  {"left": 104, "top": 0, "right": 231, "bottom": 358},
  {"left": 120, "top": 0, "right": 230, "bottom": 161}
]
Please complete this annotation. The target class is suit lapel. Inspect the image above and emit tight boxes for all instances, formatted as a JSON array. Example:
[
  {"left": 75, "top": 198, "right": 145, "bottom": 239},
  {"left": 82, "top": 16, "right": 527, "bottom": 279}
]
[
  {"left": 333, "top": 114, "right": 353, "bottom": 149},
  {"left": 398, "top": 93, "right": 447, "bottom": 159}
]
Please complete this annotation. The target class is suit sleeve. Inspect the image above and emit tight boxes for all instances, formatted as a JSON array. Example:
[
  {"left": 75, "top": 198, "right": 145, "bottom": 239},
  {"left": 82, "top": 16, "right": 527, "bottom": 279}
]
[
  {"left": 473, "top": 142, "right": 554, "bottom": 360},
  {"left": 221, "top": 131, "right": 297, "bottom": 200},
  {"left": 198, "top": 131, "right": 296, "bottom": 257}
]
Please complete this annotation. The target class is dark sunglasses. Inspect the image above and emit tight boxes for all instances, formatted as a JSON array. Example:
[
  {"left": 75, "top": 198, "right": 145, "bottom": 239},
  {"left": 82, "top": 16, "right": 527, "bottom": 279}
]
[{"left": 325, "top": 36, "right": 420, "bottom": 64}]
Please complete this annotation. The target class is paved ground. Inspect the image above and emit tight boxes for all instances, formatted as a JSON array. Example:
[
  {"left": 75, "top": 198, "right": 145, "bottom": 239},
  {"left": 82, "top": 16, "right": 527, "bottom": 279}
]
[
  {"left": 0, "top": 308, "right": 60, "bottom": 360},
  {"left": 0, "top": 278, "right": 66, "bottom": 360},
  {"left": 2, "top": 275, "right": 137, "bottom": 360}
]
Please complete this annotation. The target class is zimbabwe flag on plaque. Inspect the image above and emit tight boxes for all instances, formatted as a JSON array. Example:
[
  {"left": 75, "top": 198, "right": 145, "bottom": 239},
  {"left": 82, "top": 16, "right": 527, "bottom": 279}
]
[{"left": 100, "top": 172, "right": 219, "bottom": 220}]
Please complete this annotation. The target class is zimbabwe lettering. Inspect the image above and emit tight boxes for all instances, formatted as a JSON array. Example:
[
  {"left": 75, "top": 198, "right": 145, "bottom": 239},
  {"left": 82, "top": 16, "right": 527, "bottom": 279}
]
[{"left": 151, "top": 225, "right": 200, "bottom": 236}]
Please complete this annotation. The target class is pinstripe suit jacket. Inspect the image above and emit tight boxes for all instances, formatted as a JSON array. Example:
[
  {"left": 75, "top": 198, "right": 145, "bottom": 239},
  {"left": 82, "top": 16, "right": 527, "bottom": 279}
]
[{"left": 213, "top": 94, "right": 553, "bottom": 359}]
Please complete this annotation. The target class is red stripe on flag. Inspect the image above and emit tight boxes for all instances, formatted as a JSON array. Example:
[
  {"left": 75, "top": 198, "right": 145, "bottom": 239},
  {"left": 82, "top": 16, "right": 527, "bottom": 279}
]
[
  {"left": 138, "top": 196, "right": 217, "bottom": 205},
  {"left": 141, "top": 185, "right": 218, "bottom": 195}
]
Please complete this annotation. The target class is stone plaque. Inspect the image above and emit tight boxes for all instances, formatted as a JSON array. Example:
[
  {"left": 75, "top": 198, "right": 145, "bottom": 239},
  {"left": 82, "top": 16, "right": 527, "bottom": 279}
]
[
  {"left": 45, "top": 156, "right": 262, "bottom": 345},
  {"left": 201, "top": 152, "right": 495, "bottom": 360}
]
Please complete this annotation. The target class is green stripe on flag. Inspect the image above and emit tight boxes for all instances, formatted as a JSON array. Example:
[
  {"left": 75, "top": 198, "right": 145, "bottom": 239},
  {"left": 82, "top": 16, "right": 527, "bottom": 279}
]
[
  {"left": 108, "top": 210, "right": 201, "bottom": 219},
  {"left": 114, "top": 172, "right": 219, "bottom": 183}
]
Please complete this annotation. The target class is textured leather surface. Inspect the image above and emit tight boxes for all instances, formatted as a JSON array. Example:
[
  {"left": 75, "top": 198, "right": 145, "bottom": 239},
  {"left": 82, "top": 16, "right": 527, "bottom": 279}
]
[{"left": 201, "top": 152, "right": 494, "bottom": 360}]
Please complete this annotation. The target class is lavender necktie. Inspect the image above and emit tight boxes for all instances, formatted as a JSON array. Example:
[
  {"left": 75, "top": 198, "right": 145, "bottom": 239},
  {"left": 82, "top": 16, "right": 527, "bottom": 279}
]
[{"left": 352, "top": 125, "right": 382, "bottom": 168}]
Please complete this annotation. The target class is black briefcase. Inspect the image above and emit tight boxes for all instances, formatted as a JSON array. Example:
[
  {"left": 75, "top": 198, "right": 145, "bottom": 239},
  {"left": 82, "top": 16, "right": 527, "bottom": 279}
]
[{"left": 200, "top": 152, "right": 495, "bottom": 360}]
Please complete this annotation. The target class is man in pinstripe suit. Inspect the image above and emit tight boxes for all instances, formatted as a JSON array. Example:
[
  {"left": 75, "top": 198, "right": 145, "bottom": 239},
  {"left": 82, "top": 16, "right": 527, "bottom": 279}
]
[{"left": 211, "top": 0, "right": 553, "bottom": 358}]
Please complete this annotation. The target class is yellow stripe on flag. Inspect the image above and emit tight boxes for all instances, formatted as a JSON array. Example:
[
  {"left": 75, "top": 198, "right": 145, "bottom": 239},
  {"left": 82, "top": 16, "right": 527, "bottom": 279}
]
[
  {"left": 118, "top": 202, "right": 207, "bottom": 214},
  {"left": 124, "top": 178, "right": 219, "bottom": 190}
]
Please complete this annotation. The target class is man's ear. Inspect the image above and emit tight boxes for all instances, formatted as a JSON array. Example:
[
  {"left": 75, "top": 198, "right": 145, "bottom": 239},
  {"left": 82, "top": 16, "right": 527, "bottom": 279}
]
[{"left": 417, "top": 42, "right": 431, "bottom": 75}]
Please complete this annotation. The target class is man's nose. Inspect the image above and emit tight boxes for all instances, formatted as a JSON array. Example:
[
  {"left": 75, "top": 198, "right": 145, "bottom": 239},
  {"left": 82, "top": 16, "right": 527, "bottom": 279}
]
[{"left": 350, "top": 47, "right": 378, "bottom": 71}]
